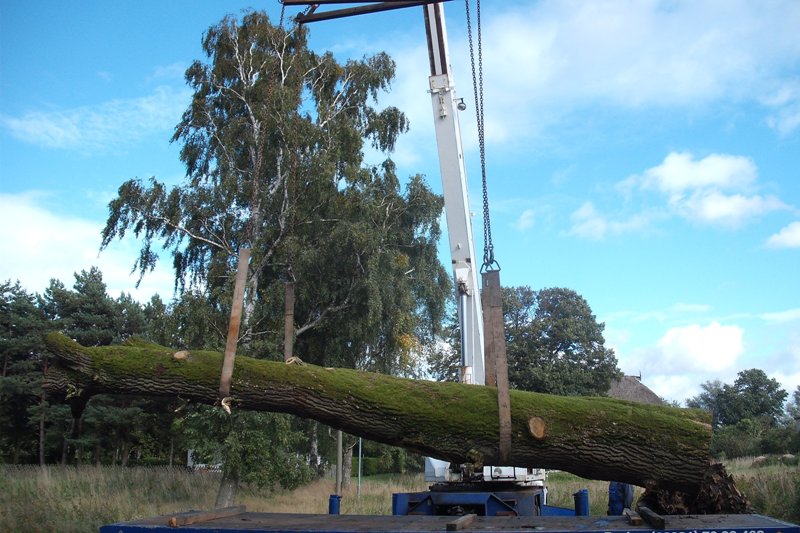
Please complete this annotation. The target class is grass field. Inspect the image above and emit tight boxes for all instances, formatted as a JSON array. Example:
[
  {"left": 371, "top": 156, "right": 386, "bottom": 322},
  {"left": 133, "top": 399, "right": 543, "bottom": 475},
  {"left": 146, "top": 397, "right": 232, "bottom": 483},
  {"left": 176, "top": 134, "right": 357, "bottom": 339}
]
[{"left": 1, "top": 459, "right": 797, "bottom": 532}]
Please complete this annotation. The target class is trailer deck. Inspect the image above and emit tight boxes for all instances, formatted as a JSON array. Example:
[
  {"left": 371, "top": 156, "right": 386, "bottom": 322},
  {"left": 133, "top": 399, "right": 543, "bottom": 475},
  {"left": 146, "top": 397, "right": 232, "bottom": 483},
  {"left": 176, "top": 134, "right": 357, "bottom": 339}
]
[{"left": 101, "top": 511, "right": 800, "bottom": 533}]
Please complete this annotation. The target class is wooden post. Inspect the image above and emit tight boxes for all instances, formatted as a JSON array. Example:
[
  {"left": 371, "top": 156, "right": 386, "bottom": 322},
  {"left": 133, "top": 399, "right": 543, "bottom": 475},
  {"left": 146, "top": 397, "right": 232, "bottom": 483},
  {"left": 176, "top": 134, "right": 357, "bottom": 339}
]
[
  {"left": 335, "top": 429, "right": 343, "bottom": 495},
  {"left": 284, "top": 281, "right": 295, "bottom": 361},
  {"left": 482, "top": 270, "right": 511, "bottom": 463},
  {"left": 219, "top": 247, "right": 251, "bottom": 400},
  {"left": 481, "top": 282, "right": 497, "bottom": 388}
]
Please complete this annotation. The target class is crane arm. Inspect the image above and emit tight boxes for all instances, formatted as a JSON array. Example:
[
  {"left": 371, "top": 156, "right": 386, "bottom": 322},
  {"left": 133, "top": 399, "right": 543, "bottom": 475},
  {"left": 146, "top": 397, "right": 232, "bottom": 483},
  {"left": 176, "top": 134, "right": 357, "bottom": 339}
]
[{"left": 423, "top": 2, "right": 484, "bottom": 385}]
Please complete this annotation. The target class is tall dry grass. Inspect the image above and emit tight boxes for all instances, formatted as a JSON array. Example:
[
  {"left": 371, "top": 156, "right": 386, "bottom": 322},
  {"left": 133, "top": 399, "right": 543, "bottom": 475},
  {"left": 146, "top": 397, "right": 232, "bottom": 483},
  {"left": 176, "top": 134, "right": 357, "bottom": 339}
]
[
  {"left": 248, "top": 474, "right": 428, "bottom": 515},
  {"left": 2, "top": 461, "right": 798, "bottom": 532},
  {"left": 0, "top": 465, "right": 220, "bottom": 533},
  {"left": 725, "top": 456, "right": 800, "bottom": 522},
  {"left": 544, "top": 471, "right": 639, "bottom": 515}
]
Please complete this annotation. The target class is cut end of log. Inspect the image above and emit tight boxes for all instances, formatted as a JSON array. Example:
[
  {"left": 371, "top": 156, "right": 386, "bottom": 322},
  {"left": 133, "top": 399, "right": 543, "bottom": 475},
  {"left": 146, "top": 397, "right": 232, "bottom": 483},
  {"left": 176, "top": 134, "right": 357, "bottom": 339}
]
[{"left": 527, "top": 416, "right": 546, "bottom": 440}]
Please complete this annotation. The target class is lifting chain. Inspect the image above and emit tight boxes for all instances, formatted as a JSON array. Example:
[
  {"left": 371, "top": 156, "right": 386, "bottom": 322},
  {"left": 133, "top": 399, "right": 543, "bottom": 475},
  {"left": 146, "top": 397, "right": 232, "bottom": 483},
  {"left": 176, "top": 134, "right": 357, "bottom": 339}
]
[{"left": 465, "top": 0, "right": 499, "bottom": 272}]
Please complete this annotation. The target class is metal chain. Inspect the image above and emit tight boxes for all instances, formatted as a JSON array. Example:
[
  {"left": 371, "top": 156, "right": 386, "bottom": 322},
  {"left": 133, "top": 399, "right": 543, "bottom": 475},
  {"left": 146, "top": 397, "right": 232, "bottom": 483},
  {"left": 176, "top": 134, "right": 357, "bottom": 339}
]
[{"left": 465, "top": 0, "right": 498, "bottom": 272}]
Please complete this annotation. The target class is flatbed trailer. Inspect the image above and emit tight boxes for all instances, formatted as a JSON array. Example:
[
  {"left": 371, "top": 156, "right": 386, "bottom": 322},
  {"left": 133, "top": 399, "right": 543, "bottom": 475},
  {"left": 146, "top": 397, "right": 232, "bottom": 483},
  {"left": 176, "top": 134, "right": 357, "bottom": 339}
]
[{"left": 101, "top": 511, "right": 800, "bottom": 533}]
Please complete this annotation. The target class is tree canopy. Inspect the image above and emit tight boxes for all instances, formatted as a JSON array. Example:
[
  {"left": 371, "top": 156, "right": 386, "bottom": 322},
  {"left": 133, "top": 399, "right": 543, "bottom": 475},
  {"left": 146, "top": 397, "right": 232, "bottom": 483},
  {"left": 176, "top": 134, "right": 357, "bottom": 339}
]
[
  {"left": 505, "top": 286, "right": 621, "bottom": 396},
  {"left": 427, "top": 286, "right": 621, "bottom": 397},
  {"left": 100, "top": 12, "right": 449, "bottom": 375},
  {"left": 98, "top": 11, "right": 450, "bottom": 505},
  {"left": 688, "top": 369, "right": 788, "bottom": 428}
]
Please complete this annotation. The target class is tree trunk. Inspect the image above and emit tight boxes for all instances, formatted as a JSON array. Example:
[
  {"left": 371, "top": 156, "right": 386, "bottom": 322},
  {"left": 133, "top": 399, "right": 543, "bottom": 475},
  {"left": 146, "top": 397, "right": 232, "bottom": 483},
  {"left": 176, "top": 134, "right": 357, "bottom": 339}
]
[
  {"left": 342, "top": 438, "right": 357, "bottom": 489},
  {"left": 75, "top": 417, "right": 83, "bottom": 466},
  {"left": 39, "top": 358, "right": 47, "bottom": 466},
  {"left": 309, "top": 421, "right": 322, "bottom": 477},
  {"left": 215, "top": 467, "right": 239, "bottom": 508},
  {"left": 39, "top": 399, "right": 46, "bottom": 466},
  {"left": 121, "top": 437, "right": 132, "bottom": 467},
  {"left": 43, "top": 332, "right": 750, "bottom": 513},
  {"left": 61, "top": 419, "right": 72, "bottom": 465}
]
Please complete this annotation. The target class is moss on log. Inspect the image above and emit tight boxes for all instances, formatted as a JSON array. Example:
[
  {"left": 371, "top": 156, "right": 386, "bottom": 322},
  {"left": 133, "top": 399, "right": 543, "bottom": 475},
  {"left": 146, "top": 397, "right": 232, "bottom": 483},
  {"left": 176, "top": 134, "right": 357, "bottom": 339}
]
[{"left": 43, "top": 332, "right": 747, "bottom": 511}]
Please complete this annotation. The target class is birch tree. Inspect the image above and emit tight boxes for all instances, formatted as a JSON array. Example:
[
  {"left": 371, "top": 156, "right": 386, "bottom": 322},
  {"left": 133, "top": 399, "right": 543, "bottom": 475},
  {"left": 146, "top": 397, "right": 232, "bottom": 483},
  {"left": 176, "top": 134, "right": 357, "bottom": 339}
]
[{"left": 101, "top": 11, "right": 450, "bottom": 505}]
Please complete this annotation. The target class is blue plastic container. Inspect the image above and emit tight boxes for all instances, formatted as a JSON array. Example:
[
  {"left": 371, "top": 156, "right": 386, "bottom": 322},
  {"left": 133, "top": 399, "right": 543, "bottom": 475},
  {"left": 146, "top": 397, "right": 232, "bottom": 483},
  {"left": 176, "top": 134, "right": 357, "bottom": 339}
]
[
  {"left": 328, "top": 494, "right": 341, "bottom": 515},
  {"left": 573, "top": 488, "right": 589, "bottom": 516}
]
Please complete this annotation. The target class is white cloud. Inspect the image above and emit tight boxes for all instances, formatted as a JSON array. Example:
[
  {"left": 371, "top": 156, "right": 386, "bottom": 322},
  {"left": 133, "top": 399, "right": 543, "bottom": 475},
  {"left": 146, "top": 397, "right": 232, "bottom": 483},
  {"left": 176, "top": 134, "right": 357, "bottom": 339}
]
[
  {"left": 466, "top": 0, "right": 800, "bottom": 145},
  {"left": 619, "top": 321, "right": 745, "bottom": 403},
  {"left": 569, "top": 202, "right": 607, "bottom": 240},
  {"left": 1, "top": 86, "right": 190, "bottom": 151},
  {"left": 760, "top": 308, "right": 800, "bottom": 323},
  {"left": 657, "top": 322, "right": 744, "bottom": 373},
  {"left": 763, "top": 80, "right": 800, "bottom": 135},
  {"left": 514, "top": 209, "right": 535, "bottom": 231},
  {"left": 641, "top": 152, "right": 757, "bottom": 193},
  {"left": 625, "top": 321, "right": 743, "bottom": 375},
  {"left": 568, "top": 201, "right": 654, "bottom": 240},
  {"left": 0, "top": 192, "right": 174, "bottom": 302},
  {"left": 627, "top": 152, "right": 788, "bottom": 228},
  {"left": 644, "top": 375, "right": 703, "bottom": 405},
  {"left": 672, "top": 303, "right": 712, "bottom": 314},
  {"left": 766, "top": 221, "right": 800, "bottom": 248},
  {"left": 675, "top": 189, "right": 787, "bottom": 228}
]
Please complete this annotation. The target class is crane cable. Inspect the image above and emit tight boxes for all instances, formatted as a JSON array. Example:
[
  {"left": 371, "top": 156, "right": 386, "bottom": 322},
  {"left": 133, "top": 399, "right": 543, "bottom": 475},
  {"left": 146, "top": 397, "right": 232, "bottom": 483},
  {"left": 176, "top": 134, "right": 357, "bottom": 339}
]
[{"left": 465, "top": 0, "right": 498, "bottom": 273}]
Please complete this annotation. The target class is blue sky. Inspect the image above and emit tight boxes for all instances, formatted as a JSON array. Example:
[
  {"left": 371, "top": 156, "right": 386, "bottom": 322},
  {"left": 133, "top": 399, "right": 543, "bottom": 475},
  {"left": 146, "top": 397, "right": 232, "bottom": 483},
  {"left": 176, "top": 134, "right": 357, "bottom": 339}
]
[{"left": 1, "top": 1, "right": 799, "bottom": 405}]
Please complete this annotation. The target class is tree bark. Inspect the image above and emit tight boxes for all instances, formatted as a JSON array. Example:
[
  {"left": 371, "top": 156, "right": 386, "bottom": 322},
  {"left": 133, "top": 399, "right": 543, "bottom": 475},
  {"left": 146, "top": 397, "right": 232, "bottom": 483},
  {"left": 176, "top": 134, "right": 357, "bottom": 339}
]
[
  {"left": 39, "top": 357, "right": 48, "bottom": 466},
  {"left": 309, "top": 421, "right": 323, "bottom": 477},
  {"left": 343, "top": 437, "right": 358, "bottom": 489},
  {"left": 215, "top": 467, "right": 239, "bottom": 508},
  {"left": 43, "top": 332, "right": 749, "bottom": 513}
]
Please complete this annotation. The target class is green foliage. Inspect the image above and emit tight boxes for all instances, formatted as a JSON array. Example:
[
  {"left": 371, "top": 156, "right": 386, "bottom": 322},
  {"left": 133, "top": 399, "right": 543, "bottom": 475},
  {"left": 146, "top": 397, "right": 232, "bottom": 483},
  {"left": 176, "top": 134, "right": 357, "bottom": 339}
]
[
  {"left": 1, "top": 269, "right": 199, "bottom": 467},
  {"left": 97, "top": 11, "right": 449, "bottom": 500},
  {"left": 101, "top": 11, "right": 408, "bottom": 295},
  {"left": 351, "top": 441, "right": 423, "bottom": 477},
  {"left": 41, "top": 267, "right": 119, "bottom": 347},
  {"left": 788, "top": 386, "right": 800, "bottom": 421},
  {"left": 179, "top": 405, "right": 312, "bottom": 491},
  {"left": 284, "top": 164, "right": 450, "bottom": 375},
  {"left": 113, "top": 293, "right": 147, "bottom": 343},
  {"left": 426, "top": 287, "right": 621, "bottom": 395},
  {"left": 0, "top": 280, "right": 49, "bottom": 463},
  {"left": 143, "top": 291, "right": 226, "bottom": 350},
  {"left": 101, "top": 11, "right": 448, "bottom": 378},
  {"left": 688, "top": 369, "right": 788, "bottom": 429},
  {"left": 712, "top": 418, "right": 768, "bottom": 458},
  {"left": 505, "top": 286, "right": 621, "bottom": 396},
  {"left": 690, "top": 369, "right": 794, "bottom": 458},
  {"left": 686, "top": 379, "right": 725, "bottom": 427},
  {"left": 724, "top": 369, "right": 788, "bottom": 426},
  {"left": 426, "top": 307, "right": 461, "bottom": 383}
]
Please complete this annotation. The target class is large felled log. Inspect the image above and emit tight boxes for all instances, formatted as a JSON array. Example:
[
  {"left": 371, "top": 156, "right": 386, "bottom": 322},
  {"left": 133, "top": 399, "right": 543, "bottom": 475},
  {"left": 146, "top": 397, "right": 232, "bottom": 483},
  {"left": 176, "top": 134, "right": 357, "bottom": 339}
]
[{"left": 43, "top": 332, "right": 749, "bottom": 512}]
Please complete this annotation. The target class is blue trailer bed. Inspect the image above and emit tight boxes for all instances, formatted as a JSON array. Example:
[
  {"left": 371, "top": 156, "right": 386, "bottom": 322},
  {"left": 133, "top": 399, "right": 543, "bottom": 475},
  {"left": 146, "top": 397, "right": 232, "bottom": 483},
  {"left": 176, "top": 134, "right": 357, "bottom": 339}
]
[{"left": 101, "top": 511, "right": 799, "bottom": 533}]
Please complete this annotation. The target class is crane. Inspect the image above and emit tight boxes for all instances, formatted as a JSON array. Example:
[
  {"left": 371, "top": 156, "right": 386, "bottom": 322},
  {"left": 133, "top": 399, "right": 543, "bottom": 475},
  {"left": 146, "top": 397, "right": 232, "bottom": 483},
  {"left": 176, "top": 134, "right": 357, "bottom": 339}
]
[
  {"left": 288, "top": 0, "right": 548, "bottom": 512},
  {"left": 421, "top": 1, "right": 484, "bottom": 388}
]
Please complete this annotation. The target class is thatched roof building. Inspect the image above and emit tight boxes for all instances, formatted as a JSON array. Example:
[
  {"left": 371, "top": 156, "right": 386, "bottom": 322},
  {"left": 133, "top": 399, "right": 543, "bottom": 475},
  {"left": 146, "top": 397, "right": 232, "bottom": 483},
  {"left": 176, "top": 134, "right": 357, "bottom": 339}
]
[{"left": 607, "top": 375, "right": 664, "bottom": 405}]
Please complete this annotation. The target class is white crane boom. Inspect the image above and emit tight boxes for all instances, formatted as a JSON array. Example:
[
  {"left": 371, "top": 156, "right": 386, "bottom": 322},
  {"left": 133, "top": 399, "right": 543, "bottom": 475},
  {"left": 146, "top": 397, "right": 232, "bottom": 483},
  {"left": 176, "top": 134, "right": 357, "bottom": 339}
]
[{"left": 423, "top": 2, "right": 484, "bottom": 386}]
